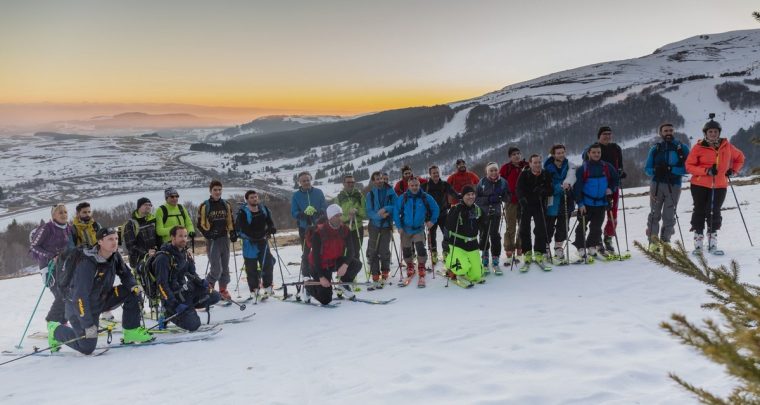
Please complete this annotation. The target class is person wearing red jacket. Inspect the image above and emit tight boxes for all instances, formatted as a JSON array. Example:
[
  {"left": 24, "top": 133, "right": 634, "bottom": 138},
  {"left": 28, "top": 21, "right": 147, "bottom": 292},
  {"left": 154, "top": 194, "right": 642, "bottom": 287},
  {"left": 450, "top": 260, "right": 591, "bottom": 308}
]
[
  {"left": 394, "top": 165, "right": 427, "bottom": 196},
  {"left": 446, "top": 159, "right": 480, "bottom": 206},
  {"left": 499, "top": 147, "right": 529, "bottom": 260},
  {"left": 685, "top": 117, "right": 745, "bottom": 254}
]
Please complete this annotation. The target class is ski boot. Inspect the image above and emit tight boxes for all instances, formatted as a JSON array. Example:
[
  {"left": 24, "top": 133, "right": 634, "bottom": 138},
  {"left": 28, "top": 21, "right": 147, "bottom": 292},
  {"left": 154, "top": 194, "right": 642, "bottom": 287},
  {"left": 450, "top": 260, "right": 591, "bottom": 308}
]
[
  {"left": 481, "top": 255, "right": 490, "bottom": 275},
  {"left": 417, "top": 264, "right": 426, "bottom": 288},
  {"left": 708, "top": 232, "right": 724, "bottom": 255},
  {"left": 603, "top": 236, "right": 615, "bottom": 254},
  {"left": 431, "top": 251, "right": 439, "bottom": 266},
  {"left": 123, "top": 326, "right": 154, "bottom": 344},
  {"left": 692, "top": 232, "right": 704, "bottom": 255},
  {"left": 47, "top": 321, "right": 62, "bottom": 353},
  {"left": 100, "top": 311, "right": 115, "bottom": 321},
  {"left": 381, "top": 269, "right": 390, "bottom": 286}
]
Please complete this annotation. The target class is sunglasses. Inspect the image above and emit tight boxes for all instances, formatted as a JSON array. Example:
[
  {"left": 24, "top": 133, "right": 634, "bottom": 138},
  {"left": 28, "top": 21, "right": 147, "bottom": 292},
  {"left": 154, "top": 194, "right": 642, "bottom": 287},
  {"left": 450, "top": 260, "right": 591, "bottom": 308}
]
[{"left": 168, "top": 194, "right": 179, "bottom": 198}]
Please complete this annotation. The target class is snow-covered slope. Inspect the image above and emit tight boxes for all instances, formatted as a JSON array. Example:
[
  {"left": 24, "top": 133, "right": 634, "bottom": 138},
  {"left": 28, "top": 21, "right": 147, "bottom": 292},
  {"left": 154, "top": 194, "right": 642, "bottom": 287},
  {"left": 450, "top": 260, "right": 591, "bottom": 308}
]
[
  {"left": 1, "top": 181, "right": 758, "bottom": 403},
  {"left": 204, "top": 114, "right": 346, "bottom": 143}
]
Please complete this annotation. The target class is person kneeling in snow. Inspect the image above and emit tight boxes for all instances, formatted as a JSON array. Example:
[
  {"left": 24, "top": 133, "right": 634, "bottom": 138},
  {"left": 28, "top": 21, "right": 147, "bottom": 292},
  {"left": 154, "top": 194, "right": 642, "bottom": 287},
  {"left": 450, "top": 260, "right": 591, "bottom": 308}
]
[
  {"left": 303, "top": 204, "right": 362, "bottom": 305},
  {"left": 155, "top": 225, "right": 221, "bottom": 331},
  {"left": 445, "top": 186, "right": 487, "bottom": 282},
  {"left": 48, "top": 227, "right": 153, "bottom": 354}
]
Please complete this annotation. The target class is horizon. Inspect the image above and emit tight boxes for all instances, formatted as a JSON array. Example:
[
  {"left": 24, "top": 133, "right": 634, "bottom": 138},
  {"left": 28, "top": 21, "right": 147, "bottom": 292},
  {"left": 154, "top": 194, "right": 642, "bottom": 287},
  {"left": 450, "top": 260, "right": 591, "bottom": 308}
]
[{"left": 1, "top": 1, "right": 758, "bottom": 128}]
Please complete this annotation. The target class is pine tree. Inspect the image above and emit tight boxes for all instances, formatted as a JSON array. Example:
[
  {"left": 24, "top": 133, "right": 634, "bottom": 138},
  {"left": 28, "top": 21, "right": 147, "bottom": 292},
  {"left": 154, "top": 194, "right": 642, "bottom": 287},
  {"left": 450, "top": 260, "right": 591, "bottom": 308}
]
[
  {"left": 635, "top": 239, "right": 760, "bottom": 404},
  {"left": 753, "top": 11, "right": 760, "bottom": 22}
]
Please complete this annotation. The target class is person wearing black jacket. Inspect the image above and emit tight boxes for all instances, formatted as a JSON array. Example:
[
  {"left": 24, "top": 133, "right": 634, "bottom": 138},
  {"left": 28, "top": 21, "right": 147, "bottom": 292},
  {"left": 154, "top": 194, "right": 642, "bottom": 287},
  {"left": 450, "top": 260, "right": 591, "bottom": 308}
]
[
  {"left": 236, "top": 190, "right": 277, "bottom": 299},
  {"left": 123, "top": 197, "right": 160, "bottom": 269},
  {"left": 48, "top": 227, "right": 153, "bottom": 355},
  {"left": 422, "top": 165, "right": 458, "bottom": 264},
  {"left": 155, "top": 226, "right": 221, "bottom": 331},
  {"left": 304, "top": 204, "right": 362, "bottom": 305},
  {"left": 516, "top": 155, "right": 554, "bottom": 262},
  {"left": 444, "top": 185, "right": 487, "bottom": 282}
]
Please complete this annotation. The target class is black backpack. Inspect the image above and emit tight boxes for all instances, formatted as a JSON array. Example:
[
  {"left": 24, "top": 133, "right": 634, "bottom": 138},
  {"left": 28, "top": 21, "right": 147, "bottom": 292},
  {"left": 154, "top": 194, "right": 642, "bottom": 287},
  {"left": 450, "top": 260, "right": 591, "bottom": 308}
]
[
  {"left": 159, "top": 204, "right": 188, "bottom": 225},
  {"left": 135, "top": 251, "right": 175, "bottom": 308},
  {"left": 48, "top": 246, "right": 86, "bottom": 295}
]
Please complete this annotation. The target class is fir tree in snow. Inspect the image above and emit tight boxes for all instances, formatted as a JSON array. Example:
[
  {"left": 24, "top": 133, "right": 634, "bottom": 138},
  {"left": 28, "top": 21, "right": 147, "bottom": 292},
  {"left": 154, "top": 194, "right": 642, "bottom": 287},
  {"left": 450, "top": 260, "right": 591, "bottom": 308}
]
[{"left": 636, "top": 239, "right": 760, "bottom": 404}]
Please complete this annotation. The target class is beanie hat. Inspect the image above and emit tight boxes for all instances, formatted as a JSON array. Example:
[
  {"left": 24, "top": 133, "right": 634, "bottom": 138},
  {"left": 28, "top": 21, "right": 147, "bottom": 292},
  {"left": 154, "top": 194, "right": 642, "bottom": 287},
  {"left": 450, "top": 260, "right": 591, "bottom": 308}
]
[
  {"left": 455, "top": 158, "right": 466, "bottom": 165},
  {"left": 164, "top": 187, "right": 178, "bottom": 199},
  {"left": 326, "top": 204, "right": 343, "bottom": 219},
  {"left": 461, "top": 185, "right": 476, "bottom": 196},
  {"left": 136, "top": 197, "right": 151, "bottom": 209},
  {"left": 508, "top": 147, "right": 520, "bottom": 156},
  {"left": 597, "top": 126, "right": 612, "bottom": 138}
]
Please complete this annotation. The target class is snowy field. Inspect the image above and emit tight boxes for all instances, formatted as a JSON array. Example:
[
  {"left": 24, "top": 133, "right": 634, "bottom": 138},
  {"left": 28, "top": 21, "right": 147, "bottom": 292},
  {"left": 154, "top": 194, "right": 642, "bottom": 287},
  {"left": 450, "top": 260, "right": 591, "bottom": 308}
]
[{"left": 0, "top": 180, "right": 758, "bottom": 404}]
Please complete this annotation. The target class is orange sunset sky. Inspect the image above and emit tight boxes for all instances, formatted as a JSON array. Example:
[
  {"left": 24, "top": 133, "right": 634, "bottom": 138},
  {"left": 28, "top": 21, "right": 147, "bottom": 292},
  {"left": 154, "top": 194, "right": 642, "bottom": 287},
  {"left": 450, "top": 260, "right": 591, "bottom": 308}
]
[{"left": 1, "top": 0, "right": 757, "bottom": 126}]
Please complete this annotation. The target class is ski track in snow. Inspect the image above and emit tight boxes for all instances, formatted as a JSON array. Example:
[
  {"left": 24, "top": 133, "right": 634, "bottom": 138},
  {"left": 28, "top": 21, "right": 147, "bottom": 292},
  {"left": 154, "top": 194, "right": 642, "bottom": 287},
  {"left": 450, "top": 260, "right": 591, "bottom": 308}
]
[{"left": 1, "top": 181, "right": 758, "bottom": 403}]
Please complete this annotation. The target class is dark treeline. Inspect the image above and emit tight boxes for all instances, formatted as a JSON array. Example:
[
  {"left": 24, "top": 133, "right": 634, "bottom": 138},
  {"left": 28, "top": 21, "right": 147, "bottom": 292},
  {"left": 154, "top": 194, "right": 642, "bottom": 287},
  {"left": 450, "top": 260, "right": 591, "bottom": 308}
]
[{"left": 0, "top": 193, "right": 295, "bottom": 278}]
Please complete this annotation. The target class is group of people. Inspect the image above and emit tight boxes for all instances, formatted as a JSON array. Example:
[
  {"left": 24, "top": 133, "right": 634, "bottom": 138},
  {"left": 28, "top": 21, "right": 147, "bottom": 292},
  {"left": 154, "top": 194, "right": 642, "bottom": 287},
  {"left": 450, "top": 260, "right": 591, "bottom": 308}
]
[{"left": 26, "top": 116, "right": 746, "bottom": 354}]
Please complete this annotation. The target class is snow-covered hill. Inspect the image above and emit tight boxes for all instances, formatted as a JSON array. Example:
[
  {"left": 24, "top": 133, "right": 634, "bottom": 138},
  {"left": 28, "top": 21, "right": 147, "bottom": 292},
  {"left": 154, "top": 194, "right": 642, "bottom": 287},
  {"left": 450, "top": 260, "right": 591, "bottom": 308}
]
[
  {"left": 1, "top": 181, "right": 758, "bottom": 404},
  {"left": 192, "top": 29, "right": 759, "bottom": 193},
  {"left": 203, "top": 114, "right": 346, "bottom": 143}
]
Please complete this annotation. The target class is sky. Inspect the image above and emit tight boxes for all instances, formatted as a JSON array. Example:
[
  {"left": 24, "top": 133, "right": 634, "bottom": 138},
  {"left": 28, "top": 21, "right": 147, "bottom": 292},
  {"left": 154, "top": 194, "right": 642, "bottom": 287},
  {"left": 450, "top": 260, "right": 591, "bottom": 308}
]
[{"left": 0, "top": 0, "right": 758, "bottom": 126}]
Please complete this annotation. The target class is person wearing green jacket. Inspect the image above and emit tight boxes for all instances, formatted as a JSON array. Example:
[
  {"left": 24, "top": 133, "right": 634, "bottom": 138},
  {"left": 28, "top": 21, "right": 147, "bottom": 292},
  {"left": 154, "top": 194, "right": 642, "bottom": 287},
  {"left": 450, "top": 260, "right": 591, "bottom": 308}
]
[
  {"left": 334, "top": 174, "right": 367, "bottom": 262},
  {"left": 156, "top": 187, "right": 195, "bottom": 243}
]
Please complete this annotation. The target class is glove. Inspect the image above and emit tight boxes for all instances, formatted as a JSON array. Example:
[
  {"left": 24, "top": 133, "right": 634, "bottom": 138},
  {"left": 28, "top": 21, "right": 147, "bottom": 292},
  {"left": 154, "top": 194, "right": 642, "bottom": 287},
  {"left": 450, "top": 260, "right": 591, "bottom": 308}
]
[
  {"left": 201, "top": 279, "right": 209, "bottom": 291},
  {"left": 654, "top": 165, "right": 669, "bottom": 178},
  {"left": 188, "top": 232, "right": 196, "bottom": 238},
  {"left": 619, "top": 170, "right": 627, "bottom": 179},
  {"left": 266, "top": 227, "right": 277, "bottom": 236},
  {"left": 131, "top": 285, "right": 144, "bottom": 299},
  {"left": 84, "top": 325, "right": 98, "bottom": 339},
  {"left": 175, "top": 303, "right": 189, "bottom": 314},
  {"left": 706, "top": 165, "right": 718, "bottom": 176},
  {"left": 304, "top": 206, "right": 317, "bottom": 216},
  {"left": 229, "top": 231, "right": 238, "bottom": 243},
  {"left": 726, "top": 168, "right": 735, "bottom": 177},
  {"left": 606, "top": 195, "right": 614, "bottom": 211}
]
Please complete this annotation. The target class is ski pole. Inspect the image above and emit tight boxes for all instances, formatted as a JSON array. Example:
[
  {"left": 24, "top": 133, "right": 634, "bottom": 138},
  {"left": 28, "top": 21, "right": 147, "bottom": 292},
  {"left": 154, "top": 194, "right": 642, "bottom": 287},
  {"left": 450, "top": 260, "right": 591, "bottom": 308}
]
[
  {"left": 619, "top": 184, "right": 630, "bottom": 254},
  {"left": 606, "top": 209, "right": 623, "bottom": 261},
  {"left": 425, "top": 225, "right": 434, "bottom": 279},
  {"left": 510, "top": 204, "right": 520, "bottom": 272},
  {"left": 539, "top": 199, "right": 552, "bottom": 264},
  {"left": 563, "top": 217, "right": 578, "bottom": 256},
  {"left": 564, "top": 191, "right": 571, "bottom": 263},
  {"left": 390, "top": 228, "right": 403, "bottom": 281},
  {"left": 581, "top": 210, "right": 588, "bottom": 264},
  {"left": 1, "top": 325, "right": 114, "bottom": 367},
  {"left": 203, "top": 239, "right": 214, "bottom": 278},
  {"left": 271, "top": 234, "right": 291, "bottom": 276},
  {"left": 232, "top": 239, "right": 241, "bottom": 298},
  {"left": 665, "top": 182, "right": 686, "bottom": 248},
  {"left": 351, "top": 218, "right": 370, "bottom": 282},
  {"left": 15, "top": 264, "right": 53, "bottom": 349},
  {"left": 728, "top": 176, "right": 753, "bottom": 246}
]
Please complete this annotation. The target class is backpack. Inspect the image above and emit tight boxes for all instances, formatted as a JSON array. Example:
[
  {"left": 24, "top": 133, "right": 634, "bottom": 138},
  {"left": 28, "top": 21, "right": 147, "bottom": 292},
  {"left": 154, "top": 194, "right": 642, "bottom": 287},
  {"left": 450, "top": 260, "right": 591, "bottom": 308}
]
[
  {"left": 136, "top": 251, "right": 175, "bottom": 309},
  {"left": 581, "top": 161, "right": 612, "bottom": 183},
  {"left": 120, "top": 219, "right": 138, "bottom": 254},
  {"left": 398, "top": 192, "right": 433, "bottom": 225},
  {"left": 48, "top": 246, "right": 86, "bottom": 294},
  {"left": 159, "top": 204, "right": 187, "bottom": 225}
]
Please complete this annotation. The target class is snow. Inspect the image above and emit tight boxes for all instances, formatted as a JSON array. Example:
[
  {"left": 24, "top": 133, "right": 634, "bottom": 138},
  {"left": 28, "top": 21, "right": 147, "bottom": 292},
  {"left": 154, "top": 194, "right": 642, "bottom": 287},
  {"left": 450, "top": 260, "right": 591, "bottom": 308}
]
[{"left": 1, "top": 180, "right": 758, "bottom": 403}]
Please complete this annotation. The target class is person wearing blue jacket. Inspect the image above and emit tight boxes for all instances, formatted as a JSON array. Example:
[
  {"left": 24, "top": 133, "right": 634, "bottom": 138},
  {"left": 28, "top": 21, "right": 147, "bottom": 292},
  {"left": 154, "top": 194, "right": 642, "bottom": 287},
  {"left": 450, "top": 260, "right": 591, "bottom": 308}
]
[
  {"left": 573, "top": 143, "right": 620, "bottom": 259},
  {"left": 644, "top": 123, "right": 690, "bottom": 251},
  {"left": 365, "top": 171, "right": 398, "bottom": 287},
  {"left": 291, "top": 171, "right": 327, "bottom": 244},
  {"left": 393, "top": 177, "right": 439, "bottom": 287},
  {"left": 543, "top": 145, "right": 576, "bottom": 261}
]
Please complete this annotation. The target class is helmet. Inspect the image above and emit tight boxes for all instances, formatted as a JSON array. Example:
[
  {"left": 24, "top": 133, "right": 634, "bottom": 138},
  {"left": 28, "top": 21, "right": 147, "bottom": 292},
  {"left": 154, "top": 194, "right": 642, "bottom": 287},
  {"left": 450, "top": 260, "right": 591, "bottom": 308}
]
[{"left": 702, "top": 119, "right": 721, "bottom": 133}]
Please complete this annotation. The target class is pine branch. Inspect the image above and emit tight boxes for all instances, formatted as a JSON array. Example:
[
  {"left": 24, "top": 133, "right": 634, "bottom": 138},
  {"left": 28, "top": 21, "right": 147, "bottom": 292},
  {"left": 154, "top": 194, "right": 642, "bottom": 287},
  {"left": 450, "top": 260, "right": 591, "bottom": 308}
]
[{"left": 669, "top": 372, "right": 729, "bottom": 405}]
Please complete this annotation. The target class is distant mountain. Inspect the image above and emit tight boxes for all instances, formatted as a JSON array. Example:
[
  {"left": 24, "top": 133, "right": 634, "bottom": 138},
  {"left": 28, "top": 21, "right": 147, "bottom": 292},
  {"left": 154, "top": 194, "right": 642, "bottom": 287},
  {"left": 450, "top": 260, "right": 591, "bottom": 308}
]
[
  {"left": 204, "top": 115, "right": 345, "bottom": 143},
  {"left": 200, "top": 29, "right": 760, "bottom": 188},
  {"left": 43, "top": 112, "right": 227, "bottom": 135},
  {"left": 33, "top": 131, "right": 93, "bottom": 140}
]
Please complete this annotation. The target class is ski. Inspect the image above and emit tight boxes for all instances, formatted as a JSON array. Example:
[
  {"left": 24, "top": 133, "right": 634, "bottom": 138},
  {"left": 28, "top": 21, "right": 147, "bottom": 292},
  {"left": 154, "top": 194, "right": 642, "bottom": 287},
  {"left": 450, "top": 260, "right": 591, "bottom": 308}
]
[
  {"left": 535, "top": 261, "right": 552, "bottom": 271},
  {"left": 103, "top": 328, "right": 222, "bottom": 349},
  {"left": 435, "top": 270, "right": 474, "bottom": 288},
  {"left": 572, "top": 256, "right": 595, "bottom": 265},
  {"left": 518, "top": 261, "right": 531, "bottom": 273},
  {"left": 399, "top": 274, "right": 415, "bottom": 287},
  {"left": 709, "top": 248, "right": 725, "bottom": 256},
  {"left": 2, "top": 348, "right": 109, "bottom": 358},
  {"left": 348, "top": 297, "right": 397, "bottom": 305},
  {"left": 277, "top": 296, "right": 341, "bottom": 308}
]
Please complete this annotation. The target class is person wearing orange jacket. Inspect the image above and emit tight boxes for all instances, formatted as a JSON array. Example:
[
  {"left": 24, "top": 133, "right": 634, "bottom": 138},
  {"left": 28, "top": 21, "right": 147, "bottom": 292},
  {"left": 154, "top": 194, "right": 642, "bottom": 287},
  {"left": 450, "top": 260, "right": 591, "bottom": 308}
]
[
  {"left": 447, "top": 159, "right": 480, "bottom": 206},
  {"left": 685, "top": 117, "right": 745, "bottom": 255}
]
